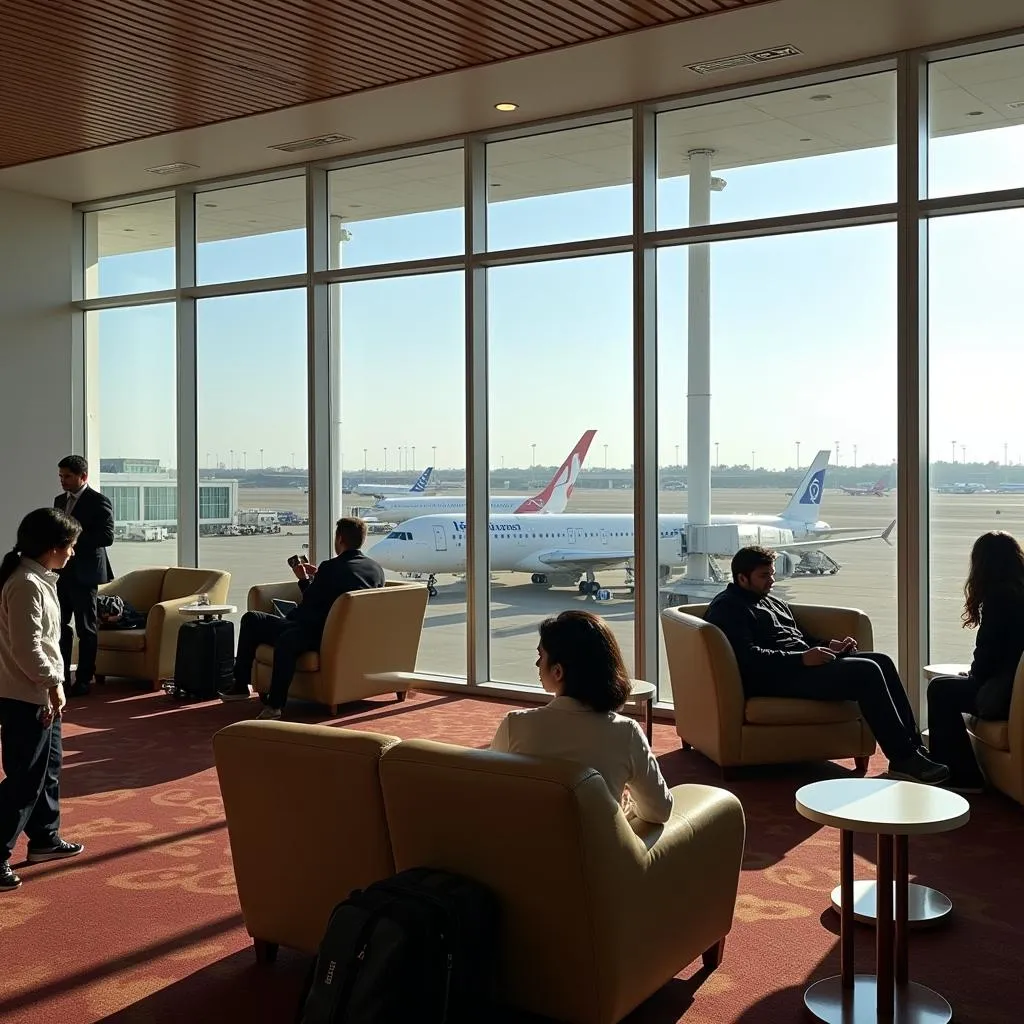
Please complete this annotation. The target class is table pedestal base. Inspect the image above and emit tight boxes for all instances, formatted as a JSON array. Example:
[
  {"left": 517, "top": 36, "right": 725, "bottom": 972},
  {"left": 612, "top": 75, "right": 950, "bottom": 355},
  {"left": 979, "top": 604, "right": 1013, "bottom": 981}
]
[
  {"left": 830, "top": 881, "right": 953, "bottom": 928},
  {"left": 805, "top": 975, "right": 952, "bottom": 1023}
]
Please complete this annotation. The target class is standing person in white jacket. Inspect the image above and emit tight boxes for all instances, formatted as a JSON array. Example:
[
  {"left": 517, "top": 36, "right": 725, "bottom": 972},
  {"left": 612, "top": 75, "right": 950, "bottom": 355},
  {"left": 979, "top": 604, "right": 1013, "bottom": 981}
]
[
  {"left": 491, "top": 609, "right": 674, "bottom": 824},
  {"left": 0, "top": 508, "right": 85, "bottom": 892}
]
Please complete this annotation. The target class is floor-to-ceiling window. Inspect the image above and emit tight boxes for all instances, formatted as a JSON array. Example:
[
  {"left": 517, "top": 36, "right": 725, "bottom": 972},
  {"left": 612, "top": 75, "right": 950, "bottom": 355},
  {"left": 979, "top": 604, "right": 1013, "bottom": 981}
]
[
  {"left": 927, "top": 43, "right": 1024, "bottom": 668},
  {"left": 76, "top": 36, "right": 1024, "bottom": 700}
]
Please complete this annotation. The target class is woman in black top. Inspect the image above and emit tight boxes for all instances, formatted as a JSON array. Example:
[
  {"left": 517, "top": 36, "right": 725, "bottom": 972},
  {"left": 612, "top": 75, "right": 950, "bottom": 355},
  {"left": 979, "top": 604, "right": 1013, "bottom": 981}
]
[{"left": 927, "top": 531, "right": 1024, "bottom": 792}]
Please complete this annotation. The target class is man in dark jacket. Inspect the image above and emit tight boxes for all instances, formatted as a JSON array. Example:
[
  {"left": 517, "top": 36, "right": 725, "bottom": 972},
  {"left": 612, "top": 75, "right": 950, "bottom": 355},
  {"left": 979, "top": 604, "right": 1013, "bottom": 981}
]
[
  {"left": 221, "top": 517, "right": 385, "bottom": 717},
  {"left": 704, "top": 545, "right": 949, "bottom": 785},
  {"left": 54, "top": 455, "right": 115, "bottom": 696}
]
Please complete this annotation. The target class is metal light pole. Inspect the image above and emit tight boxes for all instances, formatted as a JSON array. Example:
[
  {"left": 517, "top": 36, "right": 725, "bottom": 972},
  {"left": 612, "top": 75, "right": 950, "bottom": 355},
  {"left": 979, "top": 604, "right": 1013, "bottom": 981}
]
[
  {"left": 715, "top": 441, "right": 720, "bottom": 467},
  {"left": 259, "top": 448, "right": 264, "bottom": 470},
  {"left": 412, "top": 446, "right": 416, "bottom": 469},
  {"left": 951, "top": 440, "right": 956, "bottom": 463},
  {"left": 795, "top": 441, "right": 801, "bottom": 470},
  {"left": 531, "top": 443, "right": 536, "bottom": 468},
  {"left": 853, "top": 444, "right": 857, "bottom": 469},
  {"left": 751, "top": 450, "right": 756, "bottom": 469},
  {"left": 242, "top": 450, "right": 246, "bottom": 470},
  {"left": 674, "top": 444, "right": 680, "bottom": 467},
  {"left": 961, "top": 445, "right": 966, "bottom": 464},
  {"left": 834, "top": 441, "right": 840, "bottom": 467},
  {"left": 603, "top": 444, "right": 608, "bottom": 469},
  {"left": 229, "top": 449, "right": 234, "bottom": 469},
  {"left": 432, "top": 445, "right": 437, "bottom": 468},
  {"left": 363, "top": 449, "right": 367, "bottom": 472},
  {"left": 383, "top": 447, "right": 387, "bottom": 472}
]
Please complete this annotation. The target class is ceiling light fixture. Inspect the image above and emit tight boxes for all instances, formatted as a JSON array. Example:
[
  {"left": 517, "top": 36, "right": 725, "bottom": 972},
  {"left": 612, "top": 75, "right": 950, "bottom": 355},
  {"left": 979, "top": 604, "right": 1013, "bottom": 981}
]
[
  {"left": 495, "top": 102, "right": 518, "bottom": 112},
  {"left": 1008, "top": 100, "right": 1024, "bottom": 109},
  {"left": 810, "top": 94, "right": 832, "bottom": 102},
  {"left": 145, "top": 161, "right": 199, "bottom": 175},
  {"left": 966, "top": 110, "right": 984, "bottom": 116},
  {"left": 268, "top": 132, "right": 355, "bottom": 153}
]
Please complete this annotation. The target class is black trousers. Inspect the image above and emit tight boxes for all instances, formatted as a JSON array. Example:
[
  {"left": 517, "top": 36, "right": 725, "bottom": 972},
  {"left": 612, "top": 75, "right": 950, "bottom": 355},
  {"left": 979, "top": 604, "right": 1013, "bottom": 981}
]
[
  {"left": 926, "top": 674, "right": 987, "bottom": 785},
  {"left": 233, "top": 611, "right": 319, "bottom": 710},
  {"left": 0, "top": 698, "right": 62, "bottom": 863},
  {"left": 57, "top": 575, "right": 99, "bottom": 685},
  {"left": 750, "top": 652, "right": 920, "bottom": 761}
]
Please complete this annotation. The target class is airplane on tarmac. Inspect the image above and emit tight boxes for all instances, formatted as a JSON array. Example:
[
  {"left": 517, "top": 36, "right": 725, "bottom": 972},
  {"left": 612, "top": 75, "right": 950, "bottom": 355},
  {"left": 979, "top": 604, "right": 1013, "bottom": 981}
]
[
  {"left": 371, "top": 449, "right": 896, "bottom": 597},
  {"left": 840, "top": 474, "right": 890, "bottom": 497},
  {"left": 354, "top": 466, "right": 434, "bottom": 498},
  {"left": 367, "top": 430, "right": 597, "bottom": 523}
]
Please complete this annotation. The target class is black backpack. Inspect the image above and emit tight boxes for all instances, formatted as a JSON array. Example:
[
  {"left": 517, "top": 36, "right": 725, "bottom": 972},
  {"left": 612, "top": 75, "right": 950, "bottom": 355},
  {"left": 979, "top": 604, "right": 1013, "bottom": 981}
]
[{"left": 297, "top": 867, "right": 501, "bottom": 1024}]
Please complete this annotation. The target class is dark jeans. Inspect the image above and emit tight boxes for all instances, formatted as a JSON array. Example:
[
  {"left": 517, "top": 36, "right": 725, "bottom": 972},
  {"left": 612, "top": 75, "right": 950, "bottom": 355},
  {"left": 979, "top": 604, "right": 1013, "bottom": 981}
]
[
  {"left": 233, "top": 611, "right": 319, "bottom": 710},
  {"left": 927, "top": 674, "right": 987, "bottom": 785},
  {"left": 750, "top": 652, "right": 921, "bottom": 761},
  {"left": 58, "top": 576, "right": 99, "bottom": 685},
  {"left": 0, "top": 698, "right": 62, "bottom": 862}
]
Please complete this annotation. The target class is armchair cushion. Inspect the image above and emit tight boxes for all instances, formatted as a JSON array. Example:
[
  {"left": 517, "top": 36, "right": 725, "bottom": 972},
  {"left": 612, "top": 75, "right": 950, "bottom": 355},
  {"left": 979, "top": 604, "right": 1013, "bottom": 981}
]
[{"left": 969, "top": 718, "right": 1009, "bottom": 752}]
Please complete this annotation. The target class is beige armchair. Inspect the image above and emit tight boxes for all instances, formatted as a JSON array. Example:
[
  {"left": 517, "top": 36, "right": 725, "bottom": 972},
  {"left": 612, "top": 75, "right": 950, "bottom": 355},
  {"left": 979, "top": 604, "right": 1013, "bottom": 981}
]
[
  {"left": 246, "top": 580, "right": 428, "bottom": 713},
  {"left": 967, "top": 653, "right": 1024, "bottom": 806},
  {"left": 379, "top": 739, "right": 746, "bottom": 1024},
  {"left": 214, "top": 721, "right": 398, "bottom": 962},
  {"left": 661, "top": 602, "right": 876, "bottom": 772},
  {"left": 95, "top": 566, "right": 231, "bottom": 689}
]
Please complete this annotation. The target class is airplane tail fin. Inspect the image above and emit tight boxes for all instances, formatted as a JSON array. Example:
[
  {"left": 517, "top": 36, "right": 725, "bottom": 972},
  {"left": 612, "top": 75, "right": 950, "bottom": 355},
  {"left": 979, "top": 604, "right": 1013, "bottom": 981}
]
[
  {"left": 874, "top": 475, "right": 888, "bottom": 493},
  {"left": 409, "top": 467, "right": 433, "bottom": 493},
  {"left": 514, "top": 430, "right": 597, "bottom": 514},
  {"left": 780, "top": 449, "right": 830, "bottom": 524}
]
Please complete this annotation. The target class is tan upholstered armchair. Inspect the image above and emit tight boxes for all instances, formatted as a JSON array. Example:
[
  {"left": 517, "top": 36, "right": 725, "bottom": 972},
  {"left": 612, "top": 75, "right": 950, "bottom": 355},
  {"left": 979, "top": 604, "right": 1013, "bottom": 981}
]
[
  {"left": 379, "top": 739, "right": 746, "bottom": 1024},
  {"left": 968, "top": 652, "right": 1024, "bottom": 806},
  {"left": 246, "top": 580, "right": 428, "bottom": 713},
  {"left": 214, "top": 722, "right": 398, "bottom": 962},
  {"left": 661, "top": 602, "right": 876, "bottom": 772},
  {"left": 95, "top": 567, "right": 231, "bottom": 689}
]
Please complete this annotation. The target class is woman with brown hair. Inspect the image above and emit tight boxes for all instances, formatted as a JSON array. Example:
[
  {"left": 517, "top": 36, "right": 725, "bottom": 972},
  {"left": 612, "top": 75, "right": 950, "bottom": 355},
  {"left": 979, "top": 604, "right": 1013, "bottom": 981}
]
[
  {"left": 490, "top": 610, "right": 673, "bottom": 823},
  {"left": 927, "top": 530, "right": 1024, "bottom": 793}
]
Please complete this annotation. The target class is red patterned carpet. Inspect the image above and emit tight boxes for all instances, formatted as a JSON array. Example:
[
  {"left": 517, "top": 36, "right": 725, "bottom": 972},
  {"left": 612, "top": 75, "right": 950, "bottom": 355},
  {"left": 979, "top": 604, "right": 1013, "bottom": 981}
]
[{"left": 1, "top": 681, "right": 1022, "bottom": 1023}]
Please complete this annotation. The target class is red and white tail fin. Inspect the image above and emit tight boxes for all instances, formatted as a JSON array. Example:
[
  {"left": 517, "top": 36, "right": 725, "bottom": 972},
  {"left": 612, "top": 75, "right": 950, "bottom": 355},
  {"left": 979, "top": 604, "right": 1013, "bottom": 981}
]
[
  {"left": 514, "top": 430, "right": 597, "bottom": 514},
  {"left": 873, "top": 476, "right": 888, "bottom": 493}
]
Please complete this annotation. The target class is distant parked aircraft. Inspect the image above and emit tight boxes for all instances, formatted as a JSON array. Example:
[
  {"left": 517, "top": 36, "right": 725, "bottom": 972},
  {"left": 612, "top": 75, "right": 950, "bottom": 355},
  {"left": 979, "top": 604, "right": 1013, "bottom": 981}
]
[{"left": 840, "top": 474, "right": 890, "bottom": 497}]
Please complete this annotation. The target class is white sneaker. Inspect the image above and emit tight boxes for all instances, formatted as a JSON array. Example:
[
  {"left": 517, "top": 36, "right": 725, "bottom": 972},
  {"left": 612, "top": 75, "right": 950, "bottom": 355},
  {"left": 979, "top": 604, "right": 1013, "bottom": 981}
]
[{"left": 257, "top": 707, "right": 282, "bottom": 721}]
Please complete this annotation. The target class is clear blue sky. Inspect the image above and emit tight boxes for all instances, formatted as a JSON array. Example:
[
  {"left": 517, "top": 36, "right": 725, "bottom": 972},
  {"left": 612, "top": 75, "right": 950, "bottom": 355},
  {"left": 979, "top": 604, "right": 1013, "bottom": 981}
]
[{"left": 95, "top": 102, "right": 1024, "bottom": 476}]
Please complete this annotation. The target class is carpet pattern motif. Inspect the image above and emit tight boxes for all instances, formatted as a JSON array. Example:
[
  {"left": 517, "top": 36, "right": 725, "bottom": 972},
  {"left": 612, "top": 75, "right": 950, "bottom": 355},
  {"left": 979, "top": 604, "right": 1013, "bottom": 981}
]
[{"left": 1, "top": 683, "right": 1022, "bottom": 1023}]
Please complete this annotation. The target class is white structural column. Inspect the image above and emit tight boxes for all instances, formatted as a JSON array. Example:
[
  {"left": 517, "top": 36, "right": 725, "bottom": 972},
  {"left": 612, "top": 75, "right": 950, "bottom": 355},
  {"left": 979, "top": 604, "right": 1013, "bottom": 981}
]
[
  {"left": 329, "top": 215, "right": 350, "bottom": 526},
  {"left": 78, "top": 213, "right": 100, "bottom": 468},
  {"left": 686, "top": 149, "right": 714, "bottom": 581}
]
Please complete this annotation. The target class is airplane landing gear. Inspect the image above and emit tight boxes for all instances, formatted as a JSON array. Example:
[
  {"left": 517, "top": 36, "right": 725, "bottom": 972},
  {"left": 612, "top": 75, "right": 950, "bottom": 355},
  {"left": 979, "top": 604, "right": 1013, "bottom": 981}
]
[
  {"left": 577, "top": 571, "right": 601, "bottom": 597},
  {"left": 794, "top": 551, "right": 842, "bottom": 576},
  {"left": 530, "top": 573, "right": 549, "bottom": 586}
]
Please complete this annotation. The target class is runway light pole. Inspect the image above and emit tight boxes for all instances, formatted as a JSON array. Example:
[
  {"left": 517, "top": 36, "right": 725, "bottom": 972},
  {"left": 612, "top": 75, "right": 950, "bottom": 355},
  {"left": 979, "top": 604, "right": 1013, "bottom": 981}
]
[
  {"left": 432, "top": 445, "right": 437, "bottom": 468},
  {"left": 675, "top": 444, "right": 680, "bottom": 467},
  {"left": 834, "top": 440, "right": 840, "bottom": 467},
  {"left": 412, "top": 446, "right": 416, "bottom": 469},
  {"left": 363, "top": 449, "right": 367, "bottom": 472},
  {"left": 951, "top": 440, "right": 956, "bottom": 464},
  {"left": 751, "top": 450, "right": 756, "bottom": 469},
  {"left": 795, "top": 441, "right": 800, "bottom": 470},
  {"left": 853, "top": 444, "right": 857, "bottom": 469},
  {"left": 531, "top": 443, "right": 536, "bottom": 468},
  {"left": 259, "top": 448, "right": 264, "bottom": 470},
  {"left": 715, "top": 441, "right": 720, "bottom": 467},
  {"left": 383, "top": 447, "right": 387, "bottom": 472},
  {"left": 603, "top": 444, "right": 608, "bottom": 469}
]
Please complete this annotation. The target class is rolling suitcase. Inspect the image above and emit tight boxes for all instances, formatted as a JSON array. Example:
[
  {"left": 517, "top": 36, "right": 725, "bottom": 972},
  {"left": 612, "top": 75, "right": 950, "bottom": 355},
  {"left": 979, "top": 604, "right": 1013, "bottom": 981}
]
[{"left": 170, "top": 618, "right": 235, "bottom": 699}]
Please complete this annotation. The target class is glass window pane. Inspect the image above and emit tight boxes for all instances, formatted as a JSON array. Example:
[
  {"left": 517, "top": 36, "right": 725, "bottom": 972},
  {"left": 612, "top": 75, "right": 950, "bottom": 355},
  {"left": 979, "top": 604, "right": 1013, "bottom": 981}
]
[
  {"left": 196, "top": 177, "right": 306, "bottom": 286},
  {"left": 197, "top": 290, "right": 308, "bottom": 612},
  {"left": 487, "top": 121, "right": 632, "bottom": 250},
  {"left": 929, "top": 210, "right": 1024, "bottom": 665},
  {"left": 657, "top": 226, "right": 897, "bottom": 698},
  {"left": 929, "top": 45, "right": 1024, "bottom": 198},
  {"left": 656, "top": 71, "right": 896, "bottom": 229},
  {"left": 94, "top": 304, "right": 178, "bottom": 566},
  {"left": 85, "top": 199, "right": 175, "bottom": 299},
  {"left": 489, "top": 254, "right": 633, "bottom": 687},
  {"left": 328, "top": 150, "right": 464, "bottom": 267},
  {"left": 336, "top": 274, "right": 465, "bottom": 678}
]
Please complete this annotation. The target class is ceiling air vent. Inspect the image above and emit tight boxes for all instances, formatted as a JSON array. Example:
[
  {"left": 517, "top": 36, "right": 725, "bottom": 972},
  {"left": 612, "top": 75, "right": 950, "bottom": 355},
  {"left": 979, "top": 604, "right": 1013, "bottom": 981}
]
[
  {"left": 268, "top": 133, "right": 356, "bottom": 153},
  {"left": 1007, "top": 100, "right": 1024, "bottom": 110},
  {"left": 686, "top": 45, "right": 802, "bottom": 76},
  {"left": 145, "top": 162, "right": 199, "bottom": 175}
]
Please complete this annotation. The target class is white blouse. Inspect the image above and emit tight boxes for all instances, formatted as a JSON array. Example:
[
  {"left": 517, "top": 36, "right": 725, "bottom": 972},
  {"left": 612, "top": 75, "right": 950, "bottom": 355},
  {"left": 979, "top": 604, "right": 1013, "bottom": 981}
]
[
  {"left": 0, "top": 558, "right": 65, "bottom": 706},
  {"left": 491, "top": 695, "right": 674, "bottom": 824}
]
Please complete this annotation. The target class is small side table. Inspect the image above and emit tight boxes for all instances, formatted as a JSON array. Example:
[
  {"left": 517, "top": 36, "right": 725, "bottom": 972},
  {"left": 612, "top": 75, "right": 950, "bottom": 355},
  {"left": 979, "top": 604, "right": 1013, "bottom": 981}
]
[
  {"left": 179, "top": 603, "right": 237, "bottom": 622},
  {"left": 923, "top": 663, "right": 969, "bottom": 682},
  {"left": 797, "top": 778, "right": 969, "bottom": 1023},
  {"left": 625, "top": 679, "right": 656, "bottom": 743}
]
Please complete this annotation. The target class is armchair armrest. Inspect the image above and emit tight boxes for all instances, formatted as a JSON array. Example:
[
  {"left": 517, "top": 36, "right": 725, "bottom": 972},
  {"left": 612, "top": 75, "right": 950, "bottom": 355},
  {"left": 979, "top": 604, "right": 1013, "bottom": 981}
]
[{"left": 247, "top": 581, "right": 303, "bottom": 614}]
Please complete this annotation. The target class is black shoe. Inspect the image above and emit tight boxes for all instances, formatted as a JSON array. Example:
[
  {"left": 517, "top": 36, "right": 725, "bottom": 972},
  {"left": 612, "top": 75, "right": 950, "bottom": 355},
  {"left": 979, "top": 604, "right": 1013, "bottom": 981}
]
[
  {"left": 26, "top": 837, "right": 84, "bottom": 863},
  {"left": 887, "top": 751, "right": 951, "bottom": 786},
  {"left": 0, "top": 861, "right": 21, "bottom": 891},
  {"left": 69, "top": 680, "right": 91, "bottom": 697},
  {"left": 941, "top": 778, "right": 985, "bottom": 795},
  {"left": 218, "top": 686, "right": 252, "bottom": 702}
]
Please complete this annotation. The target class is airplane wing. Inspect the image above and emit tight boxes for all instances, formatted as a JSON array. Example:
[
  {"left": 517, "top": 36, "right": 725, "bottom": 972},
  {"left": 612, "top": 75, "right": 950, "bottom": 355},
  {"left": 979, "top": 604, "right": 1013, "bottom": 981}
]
[
  {"left": 779, "top": 520, "right": 895, "bottom": 551},
  {"left": 536, "top": 550, "right": 633, "bottom": 573}
]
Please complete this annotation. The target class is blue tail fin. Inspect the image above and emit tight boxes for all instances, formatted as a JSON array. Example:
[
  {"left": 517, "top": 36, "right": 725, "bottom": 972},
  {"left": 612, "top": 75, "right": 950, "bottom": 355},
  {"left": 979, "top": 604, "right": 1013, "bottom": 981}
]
[
  {"left": 780, "top": 450, "right": 830, "bottom": 524},
  {"left": 409, "top": 467, "right": 433, "bottom": 493}
]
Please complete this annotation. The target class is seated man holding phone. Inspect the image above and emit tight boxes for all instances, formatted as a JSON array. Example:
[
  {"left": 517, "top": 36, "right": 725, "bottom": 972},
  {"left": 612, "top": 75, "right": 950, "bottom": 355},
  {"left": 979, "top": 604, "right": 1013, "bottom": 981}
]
[
  {"left": 219, "top": 517, "right": 385, "bottom": 717},
  {"left": 704, "top": 546, "right": 949, "bottom": 785}
]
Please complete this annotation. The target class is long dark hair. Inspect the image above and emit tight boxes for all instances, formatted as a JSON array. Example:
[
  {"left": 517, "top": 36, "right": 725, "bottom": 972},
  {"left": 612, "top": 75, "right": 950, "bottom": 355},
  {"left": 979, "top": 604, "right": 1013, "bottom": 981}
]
[
  {"left": 538, "top": 610, "right": 632, "bottom": 713},
  {"left": 962, "top": 530, "right": 1024, "bottom": 628},
  {"left": 0, "top": 508, "right": 81, "bottom": 589}
]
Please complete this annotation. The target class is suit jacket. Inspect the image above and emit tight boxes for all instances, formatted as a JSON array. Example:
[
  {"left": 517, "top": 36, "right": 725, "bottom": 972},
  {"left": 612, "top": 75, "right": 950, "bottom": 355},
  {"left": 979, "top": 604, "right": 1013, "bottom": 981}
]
[
  {"left": 54, "top": 486, "right": 115, "bottom": 588},
  {"left": 287, "top": 549, "right": 385, "bottom": 634}
]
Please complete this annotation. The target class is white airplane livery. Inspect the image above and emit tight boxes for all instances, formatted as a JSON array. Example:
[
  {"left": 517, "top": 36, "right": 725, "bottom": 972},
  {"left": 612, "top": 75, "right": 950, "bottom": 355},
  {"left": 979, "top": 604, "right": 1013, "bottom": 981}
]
[
  {"left": 368, "top": 430, "right": 596, "bottom": 523},
  {"left": 370, "top": 450, "right": 896, "bottom": 596},
  {"left": 355, "top": 466, "right": 434, "bottom": 498}
]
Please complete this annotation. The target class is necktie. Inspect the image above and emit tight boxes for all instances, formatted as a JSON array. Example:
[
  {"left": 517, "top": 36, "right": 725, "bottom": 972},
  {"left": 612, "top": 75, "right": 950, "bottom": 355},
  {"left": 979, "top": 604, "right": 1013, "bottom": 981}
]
[{"left": 66, "top": 494, "right": 78, "bottom": 517}]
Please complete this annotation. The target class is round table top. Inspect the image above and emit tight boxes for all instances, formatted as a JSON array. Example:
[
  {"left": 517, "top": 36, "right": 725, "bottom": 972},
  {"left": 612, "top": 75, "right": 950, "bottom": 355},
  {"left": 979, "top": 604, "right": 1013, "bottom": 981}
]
[
  {"left": 179, "top": 603, "right": 237, "bottom": 616},
  {"left": 796, "top": 778, "right": 970, "bottom": 835},
  {"left": 924, "top": 663, "right": 969, "bottom": 679},
  {"left": 628, "top": 678, "right": 655, "bottom": 700}
]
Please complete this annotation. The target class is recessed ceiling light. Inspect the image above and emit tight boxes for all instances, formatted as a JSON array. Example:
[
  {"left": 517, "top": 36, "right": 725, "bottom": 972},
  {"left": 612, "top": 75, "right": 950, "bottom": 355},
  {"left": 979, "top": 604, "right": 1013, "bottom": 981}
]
[
  {"left": 966, "top": 110, "right": 984, "bottom": 116},
  {"left": 495, "top": 102, "right": 518, "bottom": 112},
  {"left": 810, "top": 94, "right": 832, "bottom": 102},
  {"left": 203, "top": 202, "right": 218, "bottom": 208},
  {"left": 799, "top": 137, "right": 812, "bottom": 142},
  {"left": 145, "top": 161, "right": 199, "bottom": 175},
  {"left": 1008, "top": 100, "right": 1024, "bottom": 110}
]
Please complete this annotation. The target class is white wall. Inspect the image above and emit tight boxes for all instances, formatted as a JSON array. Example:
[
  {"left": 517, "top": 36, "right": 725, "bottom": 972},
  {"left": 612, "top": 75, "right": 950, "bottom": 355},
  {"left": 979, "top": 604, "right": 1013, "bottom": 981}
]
[{"left": 0, "top": 187, "right": 76, "bottom": 544}]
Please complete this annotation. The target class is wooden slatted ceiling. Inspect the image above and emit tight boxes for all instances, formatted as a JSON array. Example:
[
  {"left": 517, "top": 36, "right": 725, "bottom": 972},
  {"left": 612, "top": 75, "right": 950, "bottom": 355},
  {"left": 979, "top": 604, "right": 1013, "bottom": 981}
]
[{"left": 0, "top": 0, "right": 776, "bottom": 169}]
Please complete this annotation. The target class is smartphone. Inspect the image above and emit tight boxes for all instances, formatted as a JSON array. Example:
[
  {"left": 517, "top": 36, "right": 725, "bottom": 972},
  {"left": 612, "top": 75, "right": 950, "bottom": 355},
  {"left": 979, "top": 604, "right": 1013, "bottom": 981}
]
[{"left": 287, "top": 554, "right": 310, "bottom": 569}]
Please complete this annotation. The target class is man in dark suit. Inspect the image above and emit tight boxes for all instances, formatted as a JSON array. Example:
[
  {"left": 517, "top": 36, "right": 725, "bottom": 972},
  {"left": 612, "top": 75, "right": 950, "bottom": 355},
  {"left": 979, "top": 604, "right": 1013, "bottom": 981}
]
[
  {"left": 54, "top": 455, "right": 115, "bottom": 697},
  {"left": 221, "top": 517, "right": 385, "bottom": 717}
]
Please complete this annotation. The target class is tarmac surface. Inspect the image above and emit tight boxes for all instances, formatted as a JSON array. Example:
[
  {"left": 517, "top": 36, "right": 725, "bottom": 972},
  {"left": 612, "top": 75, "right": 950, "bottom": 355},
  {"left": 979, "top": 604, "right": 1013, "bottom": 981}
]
[{"left": 109, "top": 485, "right": 1024, "bottom": 698}]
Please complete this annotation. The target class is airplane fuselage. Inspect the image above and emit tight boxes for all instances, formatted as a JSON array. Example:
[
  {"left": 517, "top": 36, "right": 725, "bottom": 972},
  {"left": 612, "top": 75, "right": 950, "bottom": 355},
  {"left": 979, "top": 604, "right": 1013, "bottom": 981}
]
[
  {"left": 371, "top": 495, "right": 535, "bottom": 522},
  {"left": 372, "top": 511, "right": 831, "bottom": 575}
]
